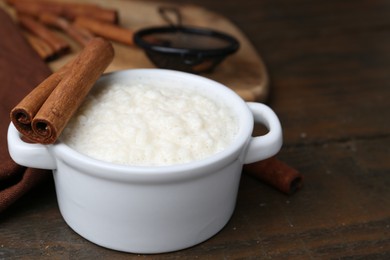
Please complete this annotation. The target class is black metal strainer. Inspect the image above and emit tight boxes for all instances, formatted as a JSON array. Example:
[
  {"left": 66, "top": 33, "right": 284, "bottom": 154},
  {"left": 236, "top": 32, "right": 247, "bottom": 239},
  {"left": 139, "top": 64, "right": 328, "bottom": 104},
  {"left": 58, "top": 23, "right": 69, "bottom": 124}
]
[{"left": 133, "top": 7, "right": 240, "bottom": 74}]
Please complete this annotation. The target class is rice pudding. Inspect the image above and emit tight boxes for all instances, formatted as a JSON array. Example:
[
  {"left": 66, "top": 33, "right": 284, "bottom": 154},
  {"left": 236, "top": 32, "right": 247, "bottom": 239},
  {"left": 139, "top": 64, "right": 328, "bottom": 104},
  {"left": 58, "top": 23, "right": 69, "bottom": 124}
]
[{"left": 61, "top": 81, "right": 239, "bottom": 166}]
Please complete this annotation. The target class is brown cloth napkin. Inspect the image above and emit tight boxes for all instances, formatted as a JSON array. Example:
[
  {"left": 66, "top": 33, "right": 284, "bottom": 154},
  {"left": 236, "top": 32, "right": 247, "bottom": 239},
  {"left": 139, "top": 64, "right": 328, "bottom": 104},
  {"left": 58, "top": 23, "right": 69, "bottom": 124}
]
[{"left": 0, "top": 9, "right": 52, "bottom": 213}]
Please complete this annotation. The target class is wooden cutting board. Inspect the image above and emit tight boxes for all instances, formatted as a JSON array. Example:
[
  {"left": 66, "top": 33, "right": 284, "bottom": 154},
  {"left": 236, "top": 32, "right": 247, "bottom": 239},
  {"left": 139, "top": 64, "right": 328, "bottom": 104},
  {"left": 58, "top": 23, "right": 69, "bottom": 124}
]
[{"left": 0, "top": 0, "right": 269, "bottom": 102}]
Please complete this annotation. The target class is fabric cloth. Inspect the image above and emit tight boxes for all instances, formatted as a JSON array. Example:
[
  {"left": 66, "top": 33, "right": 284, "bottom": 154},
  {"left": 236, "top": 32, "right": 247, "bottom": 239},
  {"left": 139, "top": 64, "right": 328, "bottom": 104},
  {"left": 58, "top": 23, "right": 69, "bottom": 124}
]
[{"left": 0, "top": 9, "right": 52, "bottom": 213}]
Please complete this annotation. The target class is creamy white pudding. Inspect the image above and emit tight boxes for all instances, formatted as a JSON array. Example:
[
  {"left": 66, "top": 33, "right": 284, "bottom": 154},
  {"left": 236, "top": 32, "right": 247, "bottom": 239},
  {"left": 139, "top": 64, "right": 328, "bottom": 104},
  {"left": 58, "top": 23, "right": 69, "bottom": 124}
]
[{"left": 61, "top": 81, "right": 239, "bottom": 166}]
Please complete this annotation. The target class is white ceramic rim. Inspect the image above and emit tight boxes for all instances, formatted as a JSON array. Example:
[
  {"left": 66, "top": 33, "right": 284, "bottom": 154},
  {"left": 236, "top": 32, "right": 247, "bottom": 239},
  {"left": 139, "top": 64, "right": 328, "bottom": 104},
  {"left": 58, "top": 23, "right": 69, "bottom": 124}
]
[{"left": 52, "top": 69, "right": 254, "bottom": 183}]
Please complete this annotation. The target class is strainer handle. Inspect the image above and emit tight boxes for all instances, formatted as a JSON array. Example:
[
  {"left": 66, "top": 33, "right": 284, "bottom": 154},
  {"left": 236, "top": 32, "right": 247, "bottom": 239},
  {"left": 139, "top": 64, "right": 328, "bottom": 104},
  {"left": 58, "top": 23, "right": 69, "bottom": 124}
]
[{"left": 158, "top": 6, "right": 183, "bottom": 27}]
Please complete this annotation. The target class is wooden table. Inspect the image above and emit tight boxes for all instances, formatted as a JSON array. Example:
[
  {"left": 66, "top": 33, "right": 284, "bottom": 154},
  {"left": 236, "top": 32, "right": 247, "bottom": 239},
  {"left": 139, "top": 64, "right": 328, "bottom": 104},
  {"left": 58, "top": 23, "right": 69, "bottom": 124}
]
[{"left": 1, "top": 0, "right": 390, "bottom": 258}]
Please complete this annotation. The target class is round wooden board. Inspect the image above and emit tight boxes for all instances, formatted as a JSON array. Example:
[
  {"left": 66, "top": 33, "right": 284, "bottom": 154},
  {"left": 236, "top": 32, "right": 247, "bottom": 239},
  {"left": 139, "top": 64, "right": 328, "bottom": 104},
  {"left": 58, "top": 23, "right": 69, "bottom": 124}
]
[{"left": 2, "top": 0, "right": 269, "bottom": 102}]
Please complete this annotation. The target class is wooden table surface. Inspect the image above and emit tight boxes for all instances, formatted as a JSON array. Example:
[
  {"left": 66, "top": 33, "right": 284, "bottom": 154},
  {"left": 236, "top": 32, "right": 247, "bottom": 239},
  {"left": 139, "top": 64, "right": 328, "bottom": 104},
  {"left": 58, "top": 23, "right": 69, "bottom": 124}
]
[{"left": 1, "top": 0, "right": 390, "bottom": 259}]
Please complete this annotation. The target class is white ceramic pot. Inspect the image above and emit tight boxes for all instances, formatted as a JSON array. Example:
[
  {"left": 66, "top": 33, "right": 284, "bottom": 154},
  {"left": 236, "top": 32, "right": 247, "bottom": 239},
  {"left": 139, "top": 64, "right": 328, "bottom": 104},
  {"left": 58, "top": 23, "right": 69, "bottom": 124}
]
[{"left": 8, "top": 69, "right": 282, "bottom": 254}]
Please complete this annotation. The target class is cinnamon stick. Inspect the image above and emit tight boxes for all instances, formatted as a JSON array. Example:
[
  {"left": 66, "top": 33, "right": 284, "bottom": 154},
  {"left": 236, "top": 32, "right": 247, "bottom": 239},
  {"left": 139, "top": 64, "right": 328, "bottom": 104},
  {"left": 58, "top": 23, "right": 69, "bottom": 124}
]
[
  {"left": 23, "top": 32, "right": 56, "bottom": 60},
  {"left": 60, "top": 2, "right": 118, "bottom": 24},
  {"left": 39, "top": 12, "right": 93, "bottom": 47},
  {"left": 243, "top": 157, "right": 304, "bottom": 194},
  {"left": 18, "top": 14, "right": 69, "bottom": 54},
  {"left": 12, "top": 0, "right": 118, "bottom": 24},
  {"left": 10, "top": 66, "right": 70, "bottom": 139},
  {"left": 13, "top": 1, "right": 61, "bottom": 18},
  {"left": 74, "top": 16, "right": 134, "bottom": 46},
  {"left": 10, "top": 37, "right": 114, "bottom": 144}
]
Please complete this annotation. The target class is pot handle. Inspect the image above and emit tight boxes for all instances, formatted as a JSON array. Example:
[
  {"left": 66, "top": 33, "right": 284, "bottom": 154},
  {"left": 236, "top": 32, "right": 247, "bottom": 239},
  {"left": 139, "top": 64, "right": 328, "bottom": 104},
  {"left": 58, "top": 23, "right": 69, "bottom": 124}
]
[
  {"left": 7, "top": 123, "right": 57, "bottom": 170},
  {"left": 243, "top": 102, "right": 283, "bottom": 164}
]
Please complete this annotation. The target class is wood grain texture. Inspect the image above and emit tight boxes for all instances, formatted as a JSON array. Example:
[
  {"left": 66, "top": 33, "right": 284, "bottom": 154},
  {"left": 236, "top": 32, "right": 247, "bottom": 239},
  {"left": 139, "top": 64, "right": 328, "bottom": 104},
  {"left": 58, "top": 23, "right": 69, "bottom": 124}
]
[{"left": 1, "top": 0, "right": 390, "bottom": 259}]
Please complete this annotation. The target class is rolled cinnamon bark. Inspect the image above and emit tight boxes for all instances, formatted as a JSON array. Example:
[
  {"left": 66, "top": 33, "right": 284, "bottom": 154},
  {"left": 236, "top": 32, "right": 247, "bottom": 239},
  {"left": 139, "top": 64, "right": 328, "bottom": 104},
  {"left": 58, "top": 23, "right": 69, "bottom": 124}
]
[
  {"left": 61, "top": 3, "right": 118, "bottom": 24},
  {"left": 23, "top": 32, "right": 56, "bottom": 60},
  {"left": 10, "top": 37, "right": 114, "bottom": 144},
  {"left": 74, "top": 16, "right": 134, "bottom": 46},
  {"left": 10, "top": 69, "right": 67, "bottom": 140},
  {"left": 13, "top": 0, "right": 62, "bottom": 17},
  {"left": 12, "top": 0, "right": 118, "bottom": 24},
  {"left": 39, "top": 12, "right": 93, "bottom": 47},
  {"left": 243, "top": 157, "right": 304, "bottom": 194},
  {"left": 18, "top": 14, "right": 69, "bottom": 54}
]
